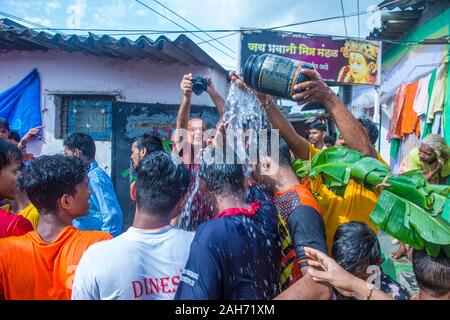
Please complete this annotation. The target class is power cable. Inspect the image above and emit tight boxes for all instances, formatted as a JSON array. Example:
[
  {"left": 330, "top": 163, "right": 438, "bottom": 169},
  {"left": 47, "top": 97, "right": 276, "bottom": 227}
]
[
  {"left": 340, "top": 0, "right": 349, "bottom": 37},
  {"left": 134, "top": 0, "right": 235, "bottom": 60},
  {"left": 151, "top": 0, "right": 235, "bottom": 54}
]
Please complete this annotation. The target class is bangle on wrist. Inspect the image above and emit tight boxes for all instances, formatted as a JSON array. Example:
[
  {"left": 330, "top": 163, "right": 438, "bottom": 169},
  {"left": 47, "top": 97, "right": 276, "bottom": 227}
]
[{"left": 260, "top": 97, "right": 274, "bottom": 111}]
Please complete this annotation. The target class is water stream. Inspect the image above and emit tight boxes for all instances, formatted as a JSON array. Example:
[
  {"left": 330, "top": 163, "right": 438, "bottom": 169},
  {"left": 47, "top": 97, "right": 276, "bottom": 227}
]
[{"left": 177, "top": 82, "right": 269, "bottom": 230}]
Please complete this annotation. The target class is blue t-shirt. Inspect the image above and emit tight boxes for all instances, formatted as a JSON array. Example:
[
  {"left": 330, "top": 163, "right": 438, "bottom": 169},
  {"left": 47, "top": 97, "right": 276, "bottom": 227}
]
[{"left": 175, "top": 190, "right": 281, "bottom": 300}]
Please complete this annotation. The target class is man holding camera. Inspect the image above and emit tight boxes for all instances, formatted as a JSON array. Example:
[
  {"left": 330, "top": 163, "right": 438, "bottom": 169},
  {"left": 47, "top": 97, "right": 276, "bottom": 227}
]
[
  {"left": 173, "top": 73, "right": 224, "bottom": 166},
  {"left": 171, "top": 73, "right": 225, "bottom": 230}
]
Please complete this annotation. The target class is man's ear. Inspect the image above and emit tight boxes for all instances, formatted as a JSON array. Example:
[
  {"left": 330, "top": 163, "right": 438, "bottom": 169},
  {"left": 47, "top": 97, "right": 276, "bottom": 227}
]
[
  {"left": 139, "top": 148, "right": 147, "bottom": 159},
  {"left": 368, "top": 61, "right": 376, "bottom": 74},
  {"left": 130, "top": 181, "right": 137, "bottom": 202},
  {"left": 59, "top": 194, "right": 71, "bottom": 211},
  {"left": 74, "top": 148, "right": 82, "bottom": 158}
]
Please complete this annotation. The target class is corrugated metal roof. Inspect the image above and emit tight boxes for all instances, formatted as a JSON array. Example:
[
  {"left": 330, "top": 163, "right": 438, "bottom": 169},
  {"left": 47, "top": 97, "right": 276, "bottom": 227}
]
[
  {"left": 368, "top": 9, "right": 422, "bottom": 45},
  {"left": 368, "top": 0, "right": 449, "bottom": 48},
  {"left": 377, "top": 0, "right": 429, "bottom": 10},
  {"left": 0, "top": 18, "right": 226, "bottom": 73}
]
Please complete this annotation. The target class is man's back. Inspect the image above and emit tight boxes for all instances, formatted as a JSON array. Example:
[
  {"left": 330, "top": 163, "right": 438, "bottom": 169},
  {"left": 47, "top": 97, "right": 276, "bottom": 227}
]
[
  {"left": 72, "top": 226, "right": 194, "bottom": 300},
  {"left": 0, "top": 226, "right": 111, "bottom": 299},
  {"left": 175, "top": 200, "right": 281, "bottom": 300}
]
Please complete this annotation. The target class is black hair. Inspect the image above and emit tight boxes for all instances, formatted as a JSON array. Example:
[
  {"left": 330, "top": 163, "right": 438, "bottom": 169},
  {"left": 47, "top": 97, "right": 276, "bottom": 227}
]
[
  {"left": 136, "top": 151, "right": 191, "bottom": 215},
  {"left": 412, "top": 249, "right": 450, "bottom": 297},
  {"left": 200, "top": 146, "right": 244, "bottom": 196},
  {"left": 0, "top": 117, "right": 10, "bottom": 130},
  {"left": 63, "top": 132, "right": 96, "bottom": 160},
  {"left": 20, "top": 154, "right": 89, "bottom": 213},
  {"left": 134, "top": 134, "right": 164, "bottom": 154},
  {"left": 8, "top": 131, "right": 21, "bottom": 143},
  {"left": 0, "top": 138, "right": 23, "bottom": 172},
  {"left": 358, "top": 117, "right": 379, "bottom": 145},
  {"left": 309, "top": 121, "right": 327, "bottom": 132},
  {"left": 324, "top": 135, "right": 336, "bottom": 146},
  {"left": 332, "top": 221, "right": 381, "bottom": 276}
]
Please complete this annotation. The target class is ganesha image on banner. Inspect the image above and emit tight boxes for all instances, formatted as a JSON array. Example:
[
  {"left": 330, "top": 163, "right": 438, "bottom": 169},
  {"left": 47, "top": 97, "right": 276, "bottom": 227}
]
[{"left": 337, "top": 40, "right": 379, "bottom": 84}]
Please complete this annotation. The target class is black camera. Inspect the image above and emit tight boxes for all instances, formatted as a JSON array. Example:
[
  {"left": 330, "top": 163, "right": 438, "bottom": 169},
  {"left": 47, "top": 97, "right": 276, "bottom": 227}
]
[{"left": 191, "top": 76, "right": 210, "bottom": 95}]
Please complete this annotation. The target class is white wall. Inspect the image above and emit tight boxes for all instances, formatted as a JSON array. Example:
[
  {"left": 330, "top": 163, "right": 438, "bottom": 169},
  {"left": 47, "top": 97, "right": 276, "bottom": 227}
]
[{"left": 0, "top": 50, "right": 228, "bottom": 174}]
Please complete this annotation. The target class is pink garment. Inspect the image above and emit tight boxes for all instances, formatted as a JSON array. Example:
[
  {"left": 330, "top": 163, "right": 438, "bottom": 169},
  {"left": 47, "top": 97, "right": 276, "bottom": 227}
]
[{"left": 397, "top": 156, "right": 409, "bottom": 174}]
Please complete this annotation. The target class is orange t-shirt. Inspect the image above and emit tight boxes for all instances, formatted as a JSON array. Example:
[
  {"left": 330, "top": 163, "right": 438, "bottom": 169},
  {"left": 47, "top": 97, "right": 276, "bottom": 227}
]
[{"left": 0, "top": 226, "right": 112, "bottom": 300}]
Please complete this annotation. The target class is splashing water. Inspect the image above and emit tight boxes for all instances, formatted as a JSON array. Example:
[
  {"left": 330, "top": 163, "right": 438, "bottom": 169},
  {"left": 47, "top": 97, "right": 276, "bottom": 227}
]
[
  {"left": 222, "top": 83, "right": 269, "bottom": 164},
  {"left": 177, "top": 169, "right": 201, "bottom": 230},
  {"left": 177, "top": 83, "right": 269, "bottom": 231}
]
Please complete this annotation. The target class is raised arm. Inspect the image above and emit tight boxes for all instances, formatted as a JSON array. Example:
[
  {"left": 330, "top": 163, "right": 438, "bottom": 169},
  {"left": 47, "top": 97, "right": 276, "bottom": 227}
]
[
  {"left": 176, "top": 73, "right": 193, "bottom": 130},
  {"left": 304, "top": 247, "right": 393, "bottom": 300},
  {"left": 292, "top": 69, "right": 377, "bottom": 158},
  {"left": 229, "top": 72, "right": 310, "bottom": 160},
  {"left": 205, "top": 76, "right": 225, "bottom": 120}
]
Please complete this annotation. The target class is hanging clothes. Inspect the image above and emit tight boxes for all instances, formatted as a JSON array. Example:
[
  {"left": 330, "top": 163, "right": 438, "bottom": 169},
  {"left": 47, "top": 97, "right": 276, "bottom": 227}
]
[
  {"left": 413, "top": 73, "right": 432, "bottom": 116},
  {"left": 390, "top": 85, "right": 407, "bottom": 139},
  {"left": 422, "top": 68, "right": 438, "bottom": 139},
  {"left": 427, "top": 64, "right": 447, "bottom": 124},
  {"left": 431, "top": 112, "right": 443, "bottom": 135},
  {"left": 398, "top": 81, "right": 420, "bottom": 137}
]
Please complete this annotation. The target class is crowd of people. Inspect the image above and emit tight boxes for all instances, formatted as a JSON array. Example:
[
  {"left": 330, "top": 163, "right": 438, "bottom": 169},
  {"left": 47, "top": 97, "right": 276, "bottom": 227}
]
[{"left": 0, "top": 67, "right": 448, "bottom": 300}]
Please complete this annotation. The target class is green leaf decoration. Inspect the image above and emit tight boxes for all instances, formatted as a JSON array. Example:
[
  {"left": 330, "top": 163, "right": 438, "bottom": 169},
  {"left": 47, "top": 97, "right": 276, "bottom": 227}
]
[
  {"left": 370, "top": 190, "right": 450, "bottom": 256},
  {"left": 294, "top": 146, "right": 450, "bottom": 257}
]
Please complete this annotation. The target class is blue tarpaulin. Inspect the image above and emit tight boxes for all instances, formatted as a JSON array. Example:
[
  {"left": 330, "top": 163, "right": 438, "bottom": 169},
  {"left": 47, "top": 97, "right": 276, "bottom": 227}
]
[{"left": 0, "top": 68, "right": 41, "bottom": 138}]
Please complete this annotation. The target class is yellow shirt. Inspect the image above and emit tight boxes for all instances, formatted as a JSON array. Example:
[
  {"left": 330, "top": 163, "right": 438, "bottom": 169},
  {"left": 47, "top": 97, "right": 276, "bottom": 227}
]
[
  {"left": 18, "top": 203, "right": 40, "bottom": 230},
  {"left": 307, "top": 144, "right": 389, "bottom": 252}
]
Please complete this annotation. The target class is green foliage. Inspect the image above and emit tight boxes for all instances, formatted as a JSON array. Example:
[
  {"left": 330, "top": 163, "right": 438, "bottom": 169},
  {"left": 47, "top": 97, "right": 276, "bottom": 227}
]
[{"left": 293, "top": 146, "right": 450, "bottom": 257}]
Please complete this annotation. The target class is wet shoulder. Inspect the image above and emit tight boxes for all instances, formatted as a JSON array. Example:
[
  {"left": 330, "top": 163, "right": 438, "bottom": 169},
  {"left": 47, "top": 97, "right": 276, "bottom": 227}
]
[{"left": 193, "top": 217, "right": 242, "bottom": 245}]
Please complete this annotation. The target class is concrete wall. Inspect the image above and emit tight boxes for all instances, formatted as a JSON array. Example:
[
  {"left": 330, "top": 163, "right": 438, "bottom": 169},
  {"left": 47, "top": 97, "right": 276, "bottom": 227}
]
[{"left": 0, "top": 50, "right": 228, "bottom": 174}]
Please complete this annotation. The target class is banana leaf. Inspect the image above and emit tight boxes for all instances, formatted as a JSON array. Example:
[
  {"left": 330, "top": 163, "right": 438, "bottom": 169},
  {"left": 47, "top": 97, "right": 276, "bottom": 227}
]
[
  {"left": 294, "top": 147, "right": 448, "bottom": 213},
  {"left": 370, "top": 190, "right": 450, "bottom": 257},
  {"left": 293, "top": 146, "right": 450, "bottom": 257}
]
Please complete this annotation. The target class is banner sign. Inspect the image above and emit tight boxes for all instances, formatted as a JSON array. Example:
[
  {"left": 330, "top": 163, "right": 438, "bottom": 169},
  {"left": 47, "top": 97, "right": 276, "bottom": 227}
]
[{"left": 240, "top": 30, "right": 381, "bottom": 86}]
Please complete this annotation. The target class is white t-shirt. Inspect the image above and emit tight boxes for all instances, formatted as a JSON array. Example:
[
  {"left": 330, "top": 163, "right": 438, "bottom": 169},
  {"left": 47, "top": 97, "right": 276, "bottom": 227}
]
[{"left": 71, "top": 225, "right": 194, "bottom": 300}]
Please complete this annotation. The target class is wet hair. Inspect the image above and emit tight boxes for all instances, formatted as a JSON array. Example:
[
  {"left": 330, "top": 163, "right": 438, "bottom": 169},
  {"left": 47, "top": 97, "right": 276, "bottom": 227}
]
[
  {"left": 136, "top": 151, "right": 191, "bottom": 215},
  {"left": 358, "top": 117, "right": 379, "bottom": 145},
  {"left": 63, "top": 132, "right": 96, "bottom": 160},
  {"left": 309, "top": 121, "right": 327, "bottom": 132},
  {"left": 20, "top": 155, "right": 89, "bottom": 213},
  {"left": 332, "top": 221, "right": 381, "bottom": 276},
  {"left": 412, "top": 249, "right": 450, "bottom": 297},
  {"left": 8, "top": 131, "right": 21, "bottom": 143},
  {"left": 0, "top": 117, "right": 10, "bottom": 130},
  {"left": 134, "top": 134, "right": 164, "bottom": 154},
  {"left": 0, "top": 138, "right": 23, "bottom": 172},
  {"left": 324, "top": 135, "right": 336, "bottom": 146},
  {"left": 200, "top": 146, "right": 244, "bottom": 196}
]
